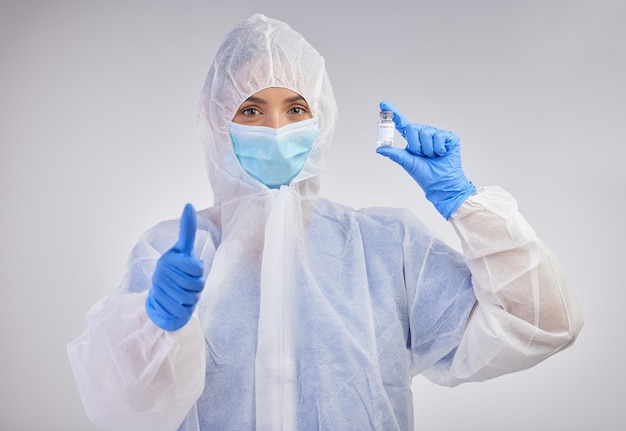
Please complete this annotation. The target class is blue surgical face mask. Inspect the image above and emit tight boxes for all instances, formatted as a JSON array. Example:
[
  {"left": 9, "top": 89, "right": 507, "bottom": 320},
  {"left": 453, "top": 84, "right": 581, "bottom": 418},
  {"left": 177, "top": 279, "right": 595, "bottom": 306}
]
[{"left": 229, "top": 118, "right": 319, "bottom": 188}]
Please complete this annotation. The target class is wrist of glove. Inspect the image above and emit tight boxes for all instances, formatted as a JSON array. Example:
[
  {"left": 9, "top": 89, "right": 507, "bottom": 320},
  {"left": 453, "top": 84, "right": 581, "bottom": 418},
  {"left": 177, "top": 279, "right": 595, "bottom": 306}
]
[
  {"left": 376, "top": 100, "right": 476, "bottom": 219},
  {"left": 145, "top": 204, "right": 205, "bottom": 331},
  {"left": 425, "top": 178, "right": 476, "bottom": 220}
]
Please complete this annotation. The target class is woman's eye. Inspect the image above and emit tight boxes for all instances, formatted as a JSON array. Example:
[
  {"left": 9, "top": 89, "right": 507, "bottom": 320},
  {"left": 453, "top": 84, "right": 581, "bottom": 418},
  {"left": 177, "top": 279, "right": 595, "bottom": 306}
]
[
  {"left": 289, "top": 106, "right": 306, "bottom": 115},
  {"left": 242, "top": 107, "right": 260, "bottom": 116}
]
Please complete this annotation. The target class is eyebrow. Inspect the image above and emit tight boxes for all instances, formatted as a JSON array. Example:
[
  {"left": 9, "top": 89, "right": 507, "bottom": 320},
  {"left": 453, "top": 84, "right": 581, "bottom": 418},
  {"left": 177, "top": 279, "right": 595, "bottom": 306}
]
[{"left": 243, "top": 94, "right": 307, "bottom": 104}]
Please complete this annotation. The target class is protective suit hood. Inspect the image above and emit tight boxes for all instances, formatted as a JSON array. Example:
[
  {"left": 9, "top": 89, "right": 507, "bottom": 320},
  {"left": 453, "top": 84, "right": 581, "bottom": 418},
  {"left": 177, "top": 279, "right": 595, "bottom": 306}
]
[{"left": 197, "top": 14, "right": 338, "bottom": 202}]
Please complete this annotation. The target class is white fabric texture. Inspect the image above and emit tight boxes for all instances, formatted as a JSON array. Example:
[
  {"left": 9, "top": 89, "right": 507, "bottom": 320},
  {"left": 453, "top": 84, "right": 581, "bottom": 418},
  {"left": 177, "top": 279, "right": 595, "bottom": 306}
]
[{"left": 67, "top": 13, "right": 583, "bottom": 431}]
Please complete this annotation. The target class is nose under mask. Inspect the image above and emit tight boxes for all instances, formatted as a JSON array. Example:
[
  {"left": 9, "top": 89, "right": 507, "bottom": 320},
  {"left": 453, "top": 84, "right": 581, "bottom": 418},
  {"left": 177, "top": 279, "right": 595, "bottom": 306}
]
[{"left": 229, "top": 118, "right": 319, "bottom": 188}]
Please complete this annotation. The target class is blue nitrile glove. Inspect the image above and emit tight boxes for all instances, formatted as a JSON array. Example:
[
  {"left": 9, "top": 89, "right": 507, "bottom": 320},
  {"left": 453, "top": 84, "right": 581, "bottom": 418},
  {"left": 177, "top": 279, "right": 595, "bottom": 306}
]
[
  {"left": 146, "top": 203, "right": 205, "bottom": 331},
  {"left": 376, "top": 100, "right": 476, "bottom": 219}
]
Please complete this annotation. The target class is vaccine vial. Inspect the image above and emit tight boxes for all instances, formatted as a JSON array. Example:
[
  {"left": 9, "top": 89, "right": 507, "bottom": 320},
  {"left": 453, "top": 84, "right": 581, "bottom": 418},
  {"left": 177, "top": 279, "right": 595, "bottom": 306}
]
[{"left": 377, "top": 110, "right": 394, "bottom": 146}]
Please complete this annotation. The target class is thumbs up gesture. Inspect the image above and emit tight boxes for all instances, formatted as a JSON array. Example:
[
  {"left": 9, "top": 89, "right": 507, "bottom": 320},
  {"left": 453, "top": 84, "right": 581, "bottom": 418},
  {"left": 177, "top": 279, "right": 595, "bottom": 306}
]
[{"left": 146, "top": 204, "right": 206, "bottom": 331}]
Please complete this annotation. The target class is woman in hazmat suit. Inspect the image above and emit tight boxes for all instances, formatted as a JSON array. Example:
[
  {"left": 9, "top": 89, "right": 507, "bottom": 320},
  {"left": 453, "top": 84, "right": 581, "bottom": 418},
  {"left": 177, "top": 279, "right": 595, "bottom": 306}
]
[{"left": 67, "top": 13, "right": 583, "bottom": 431}]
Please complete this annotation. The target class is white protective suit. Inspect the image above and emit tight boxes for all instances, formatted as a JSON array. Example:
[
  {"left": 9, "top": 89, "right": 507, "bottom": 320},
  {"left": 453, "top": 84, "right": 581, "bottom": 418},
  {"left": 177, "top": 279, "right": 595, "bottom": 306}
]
[{"left": 67, "top": 14, "right": 583, "bottom": 431}]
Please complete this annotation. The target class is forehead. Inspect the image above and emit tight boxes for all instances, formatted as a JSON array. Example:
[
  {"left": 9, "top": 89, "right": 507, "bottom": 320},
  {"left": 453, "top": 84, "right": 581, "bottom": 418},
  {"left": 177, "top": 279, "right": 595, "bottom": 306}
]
[{"left": 241, "top": 87, "right": 309, "bottom": 105}]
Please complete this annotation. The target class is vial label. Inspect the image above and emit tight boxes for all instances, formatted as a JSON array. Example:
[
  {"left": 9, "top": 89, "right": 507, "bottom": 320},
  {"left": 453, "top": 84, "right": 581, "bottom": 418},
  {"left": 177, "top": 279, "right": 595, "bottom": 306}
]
[{"left": 377, "top": 122, "right": 394, "bottom": 146}]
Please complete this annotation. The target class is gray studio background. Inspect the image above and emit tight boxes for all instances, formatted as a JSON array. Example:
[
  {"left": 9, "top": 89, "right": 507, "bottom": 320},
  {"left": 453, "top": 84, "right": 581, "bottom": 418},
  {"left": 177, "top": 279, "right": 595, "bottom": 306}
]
[{"left": 1, "top": 0, "right": 624, "bottom": 429}]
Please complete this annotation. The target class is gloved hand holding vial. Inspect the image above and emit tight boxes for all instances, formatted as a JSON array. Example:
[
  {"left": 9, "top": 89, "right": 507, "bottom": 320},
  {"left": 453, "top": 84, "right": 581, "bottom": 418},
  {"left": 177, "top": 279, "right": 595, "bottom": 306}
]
[{"left": 376, "top": 100, "right": 476, "bottom": 219}]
